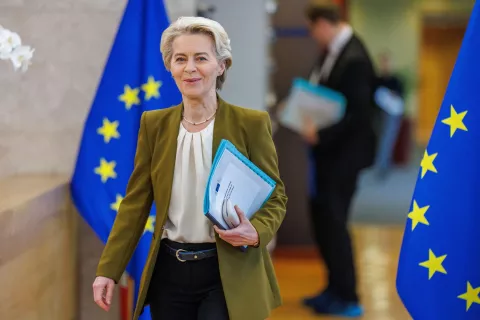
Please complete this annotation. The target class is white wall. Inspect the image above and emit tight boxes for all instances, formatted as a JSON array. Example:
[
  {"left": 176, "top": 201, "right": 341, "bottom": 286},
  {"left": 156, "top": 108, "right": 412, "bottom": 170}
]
[
  {"left": 201, "top": 0, "right": 269, "bottom": 111},
  {"left": 165, "top": 0, "right": 197, "bottom": 20}
]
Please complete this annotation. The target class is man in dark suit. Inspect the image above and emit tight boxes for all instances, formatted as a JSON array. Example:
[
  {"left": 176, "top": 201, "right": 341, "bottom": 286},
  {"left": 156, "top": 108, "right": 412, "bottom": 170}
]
[{"left": 301, "top": 3, "right": 378, "bottom": 317}]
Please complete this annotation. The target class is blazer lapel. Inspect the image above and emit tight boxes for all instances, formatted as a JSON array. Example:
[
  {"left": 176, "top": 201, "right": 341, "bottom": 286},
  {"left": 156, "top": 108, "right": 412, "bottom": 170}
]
[
  {"left": 155, "top": 103, "right": 182, "bottom": 223},
  {"left": 212, "top": 95, "right": 229, "bottom": 162}
]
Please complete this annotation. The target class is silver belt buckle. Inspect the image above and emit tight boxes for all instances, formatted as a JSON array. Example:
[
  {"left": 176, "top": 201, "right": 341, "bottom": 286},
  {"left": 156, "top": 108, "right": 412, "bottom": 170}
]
[{"left": 175, "top": 249, "right": 187, "bottom": 262}]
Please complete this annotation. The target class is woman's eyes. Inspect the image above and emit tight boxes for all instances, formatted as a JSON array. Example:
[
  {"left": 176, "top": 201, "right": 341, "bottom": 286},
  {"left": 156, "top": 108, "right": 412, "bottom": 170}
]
[{"left": 175, "top": 57, "right": 207, "bottom": 62}]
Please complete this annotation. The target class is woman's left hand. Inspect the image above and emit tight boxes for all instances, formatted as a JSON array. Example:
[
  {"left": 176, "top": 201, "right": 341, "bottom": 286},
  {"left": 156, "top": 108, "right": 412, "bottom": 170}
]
[{"left": 214, "top": 205, "right": 259, "bottom": 247}]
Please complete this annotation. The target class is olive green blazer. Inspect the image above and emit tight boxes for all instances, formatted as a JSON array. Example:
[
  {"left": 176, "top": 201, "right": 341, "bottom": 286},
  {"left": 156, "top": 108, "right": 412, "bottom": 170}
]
[{"left": 96, "top": 96, "right": 288, "bottom": 320}]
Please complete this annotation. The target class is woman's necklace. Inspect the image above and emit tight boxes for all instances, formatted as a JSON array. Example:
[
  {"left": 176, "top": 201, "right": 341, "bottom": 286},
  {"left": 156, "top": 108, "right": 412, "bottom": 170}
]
[{"left": 182, "top": 109, "right": 217, "bottom": 126}]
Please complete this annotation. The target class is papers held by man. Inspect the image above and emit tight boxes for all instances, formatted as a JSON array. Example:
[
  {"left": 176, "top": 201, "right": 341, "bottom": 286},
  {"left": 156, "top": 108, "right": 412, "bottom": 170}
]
[{"left": 278, "top": 77, "right": 346, "bottom": 133}]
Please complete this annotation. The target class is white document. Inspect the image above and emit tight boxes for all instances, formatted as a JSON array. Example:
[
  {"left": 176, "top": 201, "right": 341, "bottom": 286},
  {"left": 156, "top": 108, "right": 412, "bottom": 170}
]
[
  {"left": 214, "top": 163, "right": 260, "bottom": 219},
  {"left": 204, "top": 140, "right": 276, "bottom": 230},
  {"left": 374, "top": 86, "right": 404, "bottom": 116},
  {"left": 279, "top": 78, "right": 346, "bottom": 134}
]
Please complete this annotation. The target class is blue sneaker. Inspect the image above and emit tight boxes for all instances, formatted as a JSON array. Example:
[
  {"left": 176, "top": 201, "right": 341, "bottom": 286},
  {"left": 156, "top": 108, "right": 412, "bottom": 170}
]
[
  {"left": 313, "top": 299, "right": 364, "bottom": 317},
  {"left": 302, "top": 290, "right": 333, "bottom": 308}
]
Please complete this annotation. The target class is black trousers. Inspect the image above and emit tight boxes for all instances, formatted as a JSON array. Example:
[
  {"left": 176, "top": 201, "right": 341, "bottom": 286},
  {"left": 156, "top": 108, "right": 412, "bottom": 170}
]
[
  {"left": 309, "top": 167, "right": 359, "bottom": 303},
  {"left": 147, "top": 239, "right": 229, "bottom": 320}
]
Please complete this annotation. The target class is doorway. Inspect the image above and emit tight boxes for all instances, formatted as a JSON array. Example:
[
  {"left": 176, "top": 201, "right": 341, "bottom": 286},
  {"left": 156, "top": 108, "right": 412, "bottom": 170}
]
[{"left": 417, "top": 23, "right": 466, "bottom": 145}]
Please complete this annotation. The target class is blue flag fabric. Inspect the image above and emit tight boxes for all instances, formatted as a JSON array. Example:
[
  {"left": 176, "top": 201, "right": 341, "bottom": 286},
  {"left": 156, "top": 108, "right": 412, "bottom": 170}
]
[
  {"left": 70, "top": 1, "right": 181, "bottom": 318},
  {"left": 396, "top": 3, "right": 480, "bottom": 319}
]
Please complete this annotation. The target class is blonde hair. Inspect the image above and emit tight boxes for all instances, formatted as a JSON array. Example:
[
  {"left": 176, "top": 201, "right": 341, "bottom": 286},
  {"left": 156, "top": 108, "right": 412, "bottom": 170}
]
[{"left": 160, "top": 16, "right": 233, "bottom": 90}]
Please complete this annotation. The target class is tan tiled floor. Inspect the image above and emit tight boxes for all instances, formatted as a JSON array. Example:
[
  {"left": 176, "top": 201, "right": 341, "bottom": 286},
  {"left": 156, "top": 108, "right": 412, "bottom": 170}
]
[{"left": 270, "top": 225, "right": 412, "bottom": 320}]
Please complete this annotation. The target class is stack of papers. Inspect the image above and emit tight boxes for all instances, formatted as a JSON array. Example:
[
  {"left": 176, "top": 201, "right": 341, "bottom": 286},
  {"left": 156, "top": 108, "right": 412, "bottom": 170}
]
[
  {"left": 204, "top": 139, "right": 276, "bottom": 231},
  {"left": 278, "top": 78, "right": 346, "bottom": 133}
]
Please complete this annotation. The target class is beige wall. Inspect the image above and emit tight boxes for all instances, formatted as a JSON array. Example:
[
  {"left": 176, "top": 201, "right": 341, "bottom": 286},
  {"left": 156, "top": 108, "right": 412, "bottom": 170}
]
[
  {"left": 0, "top": 2, "right": 127, "bottom": 318},
  {"left": 0, "top": 176, "right": 77, "bottom": 320},
  {"left": 0, "top": 0, "right": 270, "bottom": 180},
  {"left": 0, "top": 0, "right": 127, "bottom": 179}
]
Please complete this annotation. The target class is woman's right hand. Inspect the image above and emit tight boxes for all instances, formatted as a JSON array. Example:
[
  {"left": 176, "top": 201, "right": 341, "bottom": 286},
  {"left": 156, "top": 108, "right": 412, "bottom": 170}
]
[{"left": 93, "top": 276, "right": 115, "bottom": 311}]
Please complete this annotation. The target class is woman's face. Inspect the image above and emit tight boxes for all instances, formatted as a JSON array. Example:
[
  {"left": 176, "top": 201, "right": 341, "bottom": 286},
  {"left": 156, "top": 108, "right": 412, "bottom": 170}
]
[{"left": 170, "top": 33, "right": 225, "bottom": 99}]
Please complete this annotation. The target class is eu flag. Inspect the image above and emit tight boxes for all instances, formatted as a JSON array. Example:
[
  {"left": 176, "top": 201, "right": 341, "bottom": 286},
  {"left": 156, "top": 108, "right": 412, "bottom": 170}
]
[
  {"left": 70, "top": 0, "right": 180, "bottom": 318},
  {"left": 397, "top": 3, "right": 480, "bottom": 319}
]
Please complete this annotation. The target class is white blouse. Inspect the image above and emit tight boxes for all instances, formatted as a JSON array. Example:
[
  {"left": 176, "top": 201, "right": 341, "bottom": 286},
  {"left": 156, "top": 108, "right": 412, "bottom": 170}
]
[{"left": 161, "top": 119, "right": 216, "bottom": 243}]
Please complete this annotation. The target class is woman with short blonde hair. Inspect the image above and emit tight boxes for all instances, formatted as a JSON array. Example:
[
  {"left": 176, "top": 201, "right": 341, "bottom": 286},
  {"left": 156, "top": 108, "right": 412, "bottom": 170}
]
[
  {"left": 160, "top": 16, "right": 233, "bottom": 90},
  {"left": 92, "top": 16, "right": 287, "bottom": 320}
]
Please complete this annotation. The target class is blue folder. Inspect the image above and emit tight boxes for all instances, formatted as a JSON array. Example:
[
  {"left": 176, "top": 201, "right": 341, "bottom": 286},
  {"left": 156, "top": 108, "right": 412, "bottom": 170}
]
[{"left": 203, "top": 139, "right": 276, "bottom": 249}]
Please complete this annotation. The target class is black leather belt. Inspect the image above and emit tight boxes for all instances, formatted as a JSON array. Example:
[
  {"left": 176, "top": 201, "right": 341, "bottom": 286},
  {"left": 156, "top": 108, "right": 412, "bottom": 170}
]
[{"left": 162, "top": 242, "right": 217, "bottom": 262}]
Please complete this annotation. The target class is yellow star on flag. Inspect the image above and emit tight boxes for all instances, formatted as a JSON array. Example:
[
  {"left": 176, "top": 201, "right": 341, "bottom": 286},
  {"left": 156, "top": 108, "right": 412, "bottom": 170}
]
[
  {"left": 97, "top": 118, "right": 120, "bottom": 143},
  {"left": 118, "top": 85, "right": 140, "bottom": 110},
  {"left": 110, "top": 194, "right": 124, "bottom": 212},
  {"left": 144, "top": 215, "right": 156, "bottom": 235},
  {"left": 420, "top": 150, "right": 438, "bottom": 179},
  {"left": 458, "top": 282, "right": 480, "bottom": 311},
  {"left": 407, "top": 200, "right": 430, "bottom": 231},
  {"left": 419, "top": 249, "right": 447, "bottom": 279},
  {"left": 141, "top": 76, "right": 162, "bottom": 100},
  {"left": 94, "top": 158, "right": 117, "bottom": 183},
  {"left": 441, "top": 105, "right": 468, "bottom": 137}
]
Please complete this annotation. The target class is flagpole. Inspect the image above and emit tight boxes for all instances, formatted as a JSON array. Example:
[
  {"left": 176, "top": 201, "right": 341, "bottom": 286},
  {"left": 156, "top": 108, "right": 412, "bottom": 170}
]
[{"left": 119, "top": 272, "right": 130, "bottom": 320}]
